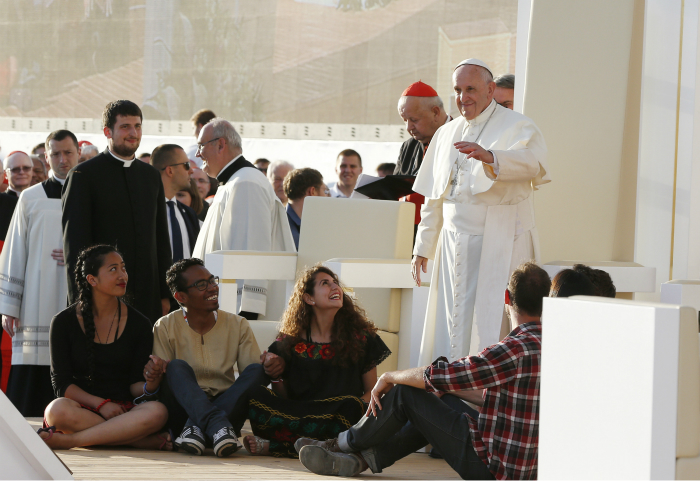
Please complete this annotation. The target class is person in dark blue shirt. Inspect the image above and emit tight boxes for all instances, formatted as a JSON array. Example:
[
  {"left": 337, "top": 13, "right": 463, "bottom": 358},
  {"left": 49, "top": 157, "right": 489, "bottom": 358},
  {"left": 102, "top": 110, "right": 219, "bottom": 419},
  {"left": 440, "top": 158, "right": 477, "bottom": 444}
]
[{"left": 283, "top": 168, "right": 328, "bottom": 250}]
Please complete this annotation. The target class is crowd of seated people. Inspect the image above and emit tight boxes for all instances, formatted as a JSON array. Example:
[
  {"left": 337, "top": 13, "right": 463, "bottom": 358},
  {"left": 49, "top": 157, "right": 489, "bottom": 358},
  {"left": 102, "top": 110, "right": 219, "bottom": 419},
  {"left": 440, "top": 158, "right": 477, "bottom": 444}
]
[{"left": 30, "top": 248, "right": 618, "bottom": 478}]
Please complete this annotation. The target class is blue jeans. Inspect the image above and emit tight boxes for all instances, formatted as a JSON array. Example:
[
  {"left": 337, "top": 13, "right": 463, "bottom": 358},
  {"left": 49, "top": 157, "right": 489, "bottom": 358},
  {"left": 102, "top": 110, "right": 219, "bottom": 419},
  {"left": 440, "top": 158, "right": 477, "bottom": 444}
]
[
  {"left": 339, "top": 385, "right": 495, "bottom": 480},
  {"left": 164, "top": 360, "right": 267, "bottom": 441}
]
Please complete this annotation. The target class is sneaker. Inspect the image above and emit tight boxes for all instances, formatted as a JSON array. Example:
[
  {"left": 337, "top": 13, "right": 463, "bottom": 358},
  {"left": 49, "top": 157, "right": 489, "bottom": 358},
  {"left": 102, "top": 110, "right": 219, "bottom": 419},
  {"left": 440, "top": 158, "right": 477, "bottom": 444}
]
[
  {"left": 174, "top": 425, "right": 206, "bottom": 455},
  {"left": 299, "top": 445, "right": 368, "bottom": 477},
  {"left": 294, "top": 437, "right": 341, "bottom": 453},
  {"left": 212, "top": 427, "right": 240, "bottom": 458}
]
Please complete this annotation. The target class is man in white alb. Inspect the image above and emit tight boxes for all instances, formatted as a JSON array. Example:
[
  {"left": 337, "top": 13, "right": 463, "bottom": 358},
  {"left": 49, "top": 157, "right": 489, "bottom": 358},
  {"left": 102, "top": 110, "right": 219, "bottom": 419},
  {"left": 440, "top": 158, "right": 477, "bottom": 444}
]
[
  {"left": 0, "top": 130, "right": 80, "bottom": 416},
  {"left": 193, "top": 118, "right": 295, "bottom": 320},
  {"left": 412, "top": 59, "right": 550, "bottom": 364}
]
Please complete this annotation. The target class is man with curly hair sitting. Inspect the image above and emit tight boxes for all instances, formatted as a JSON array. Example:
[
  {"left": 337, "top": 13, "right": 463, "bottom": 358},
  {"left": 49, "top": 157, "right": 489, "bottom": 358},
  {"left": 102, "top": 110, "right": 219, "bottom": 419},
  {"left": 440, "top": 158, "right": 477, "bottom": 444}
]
[{"left": 144, "top": 258, "right": 284, "bottom": 458}]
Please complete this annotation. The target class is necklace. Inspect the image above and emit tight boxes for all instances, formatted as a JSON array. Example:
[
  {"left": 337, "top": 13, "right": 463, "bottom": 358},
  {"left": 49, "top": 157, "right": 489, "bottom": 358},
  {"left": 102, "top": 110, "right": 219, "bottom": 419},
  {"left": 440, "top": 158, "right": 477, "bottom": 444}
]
[
  {"left": 449, "top": 104, "right": 497, "bottom": 197},
  {"left": 95, "top": 300, "right": 120, "bottom": 344}
]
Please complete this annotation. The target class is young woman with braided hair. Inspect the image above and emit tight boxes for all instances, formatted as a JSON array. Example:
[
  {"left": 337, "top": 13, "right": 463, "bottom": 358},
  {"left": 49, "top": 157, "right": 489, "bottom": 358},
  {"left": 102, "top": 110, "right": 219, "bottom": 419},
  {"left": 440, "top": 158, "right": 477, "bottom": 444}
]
[{"left": 39, "top": 244, "right": 172, "bottom": 450}]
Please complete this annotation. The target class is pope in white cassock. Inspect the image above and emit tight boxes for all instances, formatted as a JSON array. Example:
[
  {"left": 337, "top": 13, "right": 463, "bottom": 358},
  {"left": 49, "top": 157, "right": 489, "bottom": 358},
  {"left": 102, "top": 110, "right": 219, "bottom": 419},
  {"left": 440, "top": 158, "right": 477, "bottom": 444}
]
[
  {"left": 0, "top": 130, "right": 80, "bottom": 416},
  {"left": 412, "top": 59, "right": 550, "bottom": 364},
  {"left": 192, "top": 118, "right": 295, "bottom": 319}
]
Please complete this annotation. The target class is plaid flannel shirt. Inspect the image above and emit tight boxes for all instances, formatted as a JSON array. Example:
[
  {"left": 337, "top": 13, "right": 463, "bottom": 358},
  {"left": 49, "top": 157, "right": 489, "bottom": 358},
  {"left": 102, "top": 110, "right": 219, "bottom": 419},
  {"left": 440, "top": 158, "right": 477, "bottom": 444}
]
[{"left": 424, "top": 321, "right": 541, "bottom": 480}]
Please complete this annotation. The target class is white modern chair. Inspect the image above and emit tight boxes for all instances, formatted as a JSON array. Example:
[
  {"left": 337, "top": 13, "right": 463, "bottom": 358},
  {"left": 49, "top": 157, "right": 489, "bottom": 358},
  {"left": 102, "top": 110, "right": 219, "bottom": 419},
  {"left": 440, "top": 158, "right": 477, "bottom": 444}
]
[{"left": 205, "top": 196, "right": 423, "bottom": 374}]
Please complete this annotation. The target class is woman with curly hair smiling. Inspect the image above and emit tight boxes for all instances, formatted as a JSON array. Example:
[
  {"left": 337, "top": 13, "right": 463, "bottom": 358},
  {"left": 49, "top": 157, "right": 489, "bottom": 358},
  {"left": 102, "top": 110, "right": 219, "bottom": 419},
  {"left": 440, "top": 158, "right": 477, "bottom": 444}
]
[{"left": 242, "top": 264, "right": 391, "bottom": 458}]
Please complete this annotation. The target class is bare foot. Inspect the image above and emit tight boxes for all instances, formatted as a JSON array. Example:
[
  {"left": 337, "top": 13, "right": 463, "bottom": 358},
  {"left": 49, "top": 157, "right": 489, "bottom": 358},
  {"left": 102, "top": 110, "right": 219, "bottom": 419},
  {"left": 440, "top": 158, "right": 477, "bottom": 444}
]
[
  {"left": 243, "top": 435, "right": 270, "bottom": 456},
  {"left": 39, "top": 430, "right": 75, "bottom": 450},
  {"left": 130, "top": 432, "right": 174, "bottom": 451}
]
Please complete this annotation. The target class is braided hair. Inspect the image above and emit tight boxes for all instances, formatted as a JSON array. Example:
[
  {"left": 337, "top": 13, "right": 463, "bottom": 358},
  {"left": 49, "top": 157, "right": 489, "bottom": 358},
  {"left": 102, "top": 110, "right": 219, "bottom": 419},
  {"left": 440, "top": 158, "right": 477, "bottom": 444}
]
[{"left": 74, "top": 244, "right": 123, "bottom": 384}]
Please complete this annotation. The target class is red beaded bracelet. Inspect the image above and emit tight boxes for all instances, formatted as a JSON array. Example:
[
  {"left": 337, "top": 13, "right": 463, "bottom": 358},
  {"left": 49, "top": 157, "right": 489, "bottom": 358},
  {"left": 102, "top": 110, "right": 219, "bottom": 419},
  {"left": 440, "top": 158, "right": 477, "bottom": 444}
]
[{"left": 95, "top": 399, "right": 112, "bottom": 412}]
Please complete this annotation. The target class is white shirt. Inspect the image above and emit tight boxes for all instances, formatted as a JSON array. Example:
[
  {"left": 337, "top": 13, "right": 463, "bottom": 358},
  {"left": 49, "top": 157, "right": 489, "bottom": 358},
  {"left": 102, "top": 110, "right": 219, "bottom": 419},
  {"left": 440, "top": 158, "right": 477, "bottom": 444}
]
[
  {"left": 328, "top": 182, "right": 348, "bottom": 198},
  {"left": 165, "top": 196, "right": 191, "bottom": 259}
]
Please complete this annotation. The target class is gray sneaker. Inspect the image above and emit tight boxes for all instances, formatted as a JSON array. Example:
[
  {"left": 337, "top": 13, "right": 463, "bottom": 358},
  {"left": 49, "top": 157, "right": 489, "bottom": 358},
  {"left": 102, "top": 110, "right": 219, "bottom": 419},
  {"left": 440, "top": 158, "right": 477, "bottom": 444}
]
[
  {"left": 174, "top": 425, "right": 206, "bottom": 455},
  {"left": 212, "top": 427, "right": 240, "bottom": 458},
  {"left": 294, "top": 437, "right": 341, "bottom": 453},
  {"left": 299, "top": 445, "right": 368, "bottom": 477}
]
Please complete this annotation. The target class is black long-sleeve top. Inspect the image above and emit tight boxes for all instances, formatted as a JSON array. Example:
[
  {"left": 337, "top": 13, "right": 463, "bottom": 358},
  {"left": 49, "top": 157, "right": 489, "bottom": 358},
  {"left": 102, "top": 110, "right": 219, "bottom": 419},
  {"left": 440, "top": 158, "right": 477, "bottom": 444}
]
[{"left": 49, "top": 303, "right": 153, "bottom": 402}]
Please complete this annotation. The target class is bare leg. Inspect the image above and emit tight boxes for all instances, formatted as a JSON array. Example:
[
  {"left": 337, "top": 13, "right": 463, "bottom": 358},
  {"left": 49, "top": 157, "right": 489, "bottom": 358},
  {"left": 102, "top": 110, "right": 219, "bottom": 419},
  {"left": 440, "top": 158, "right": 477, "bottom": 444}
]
[
  {"left": 44, "top": 398, "right": 105, "bottom": 434},
  {"left": 41, "top": 400, "right": 169, "bottom": 450},
  {"left": 127, "top": 431, "right": 173, "bottom": 451}
]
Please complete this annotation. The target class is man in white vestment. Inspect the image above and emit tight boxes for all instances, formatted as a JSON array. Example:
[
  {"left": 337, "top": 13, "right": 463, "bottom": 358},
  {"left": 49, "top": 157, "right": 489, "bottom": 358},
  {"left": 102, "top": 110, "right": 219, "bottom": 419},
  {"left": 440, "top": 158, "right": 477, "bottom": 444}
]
[
  {"left": 192, "top": 118, "right": 295, "bottom": 320},
  {"left": 4, "top": 151, "right": 34, "bottom": 198},
  {"left": 0, "top": 130, "right": 79, "bottom": 416},
  {"left": 412, "top": 59, "right": 550, "bottom": 364}
]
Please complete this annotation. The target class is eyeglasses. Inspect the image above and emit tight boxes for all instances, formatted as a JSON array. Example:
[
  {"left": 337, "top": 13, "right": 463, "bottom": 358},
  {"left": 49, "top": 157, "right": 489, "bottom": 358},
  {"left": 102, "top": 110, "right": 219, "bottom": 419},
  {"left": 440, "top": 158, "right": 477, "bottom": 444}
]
[
  {"left": 196, "top": 137, "right": 221, "bottom": 153},
  {"left": 6, "top": 166, "right": 32, "bottom": 174},
  {"left": 186, "top": 276, "right": 220, "bottom": 291},
  {"left": 161, "top": 161, "right": 190, "bottom": 171}
]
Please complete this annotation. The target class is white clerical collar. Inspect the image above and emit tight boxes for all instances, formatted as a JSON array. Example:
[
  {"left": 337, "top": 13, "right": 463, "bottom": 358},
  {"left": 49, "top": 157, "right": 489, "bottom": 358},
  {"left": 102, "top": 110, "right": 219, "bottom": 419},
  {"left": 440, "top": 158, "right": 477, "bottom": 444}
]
[
  {"left": 108, "top": 149, "right": 136, "bottom": 167},
  {"left": 216, "top": 154, "right": 243, "bottom": 180},
  {"left": 465, "top": 99, "right": 497, "bottom": 127},
  {"left": 49, "top": 171, "right": 66, "bottom": 185}
]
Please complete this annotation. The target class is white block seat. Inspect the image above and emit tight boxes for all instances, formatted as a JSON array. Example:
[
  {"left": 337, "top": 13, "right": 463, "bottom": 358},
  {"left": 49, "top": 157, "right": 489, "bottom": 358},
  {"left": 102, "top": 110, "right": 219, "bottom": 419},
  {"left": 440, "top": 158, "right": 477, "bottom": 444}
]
[
  {"left": 539, "top": 296, "right": 700, "bottom": 479},
  {"left": 542, "top": 260, "right": 656, "bottom": 293},
  {"left": 205, "top": 196, "right": 417, "bottom": 375},
  {"left": 659, "top": 280, "right": 700, "bottom": 478}
]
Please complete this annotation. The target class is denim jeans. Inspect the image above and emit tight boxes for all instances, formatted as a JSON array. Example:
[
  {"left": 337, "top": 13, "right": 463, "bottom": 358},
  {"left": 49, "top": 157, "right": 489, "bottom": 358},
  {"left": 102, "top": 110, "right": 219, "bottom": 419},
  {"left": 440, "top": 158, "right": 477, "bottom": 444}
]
[
  {"left": 339, "top": 385, "right": 494, "bottom": 480},
  {"left": 164, "top": 360, "right": 267, "bottom": 441}
]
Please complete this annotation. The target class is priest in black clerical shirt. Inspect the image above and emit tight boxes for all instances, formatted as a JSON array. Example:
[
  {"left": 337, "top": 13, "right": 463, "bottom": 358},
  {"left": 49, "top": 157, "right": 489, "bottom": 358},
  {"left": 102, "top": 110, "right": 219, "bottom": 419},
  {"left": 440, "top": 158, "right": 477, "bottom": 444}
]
[{"left": 62, "top": 100, "right": 172, "bottom": 323}]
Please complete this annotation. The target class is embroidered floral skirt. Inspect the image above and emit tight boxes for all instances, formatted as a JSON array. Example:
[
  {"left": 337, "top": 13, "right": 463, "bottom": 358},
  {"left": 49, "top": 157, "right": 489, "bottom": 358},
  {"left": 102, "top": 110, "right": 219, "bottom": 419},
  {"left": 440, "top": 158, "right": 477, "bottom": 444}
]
[{"left": 247, "top": 385, "right": 366, "bottom": 458}]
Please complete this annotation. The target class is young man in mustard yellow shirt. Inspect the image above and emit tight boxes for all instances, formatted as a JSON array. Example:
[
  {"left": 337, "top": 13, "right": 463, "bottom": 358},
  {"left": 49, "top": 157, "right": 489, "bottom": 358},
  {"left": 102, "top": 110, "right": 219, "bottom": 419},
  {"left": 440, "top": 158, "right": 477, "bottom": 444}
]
[{"left": 145, "top": 258, "right": 283, "bottom": 458}]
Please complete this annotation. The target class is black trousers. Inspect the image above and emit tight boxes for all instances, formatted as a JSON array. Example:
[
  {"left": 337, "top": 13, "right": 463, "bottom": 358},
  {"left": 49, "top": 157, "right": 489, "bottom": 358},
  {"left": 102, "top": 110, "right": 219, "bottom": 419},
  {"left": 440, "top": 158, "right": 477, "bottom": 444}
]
[{"left": 340, "top": 385, "right": 495, "bottom": 480}]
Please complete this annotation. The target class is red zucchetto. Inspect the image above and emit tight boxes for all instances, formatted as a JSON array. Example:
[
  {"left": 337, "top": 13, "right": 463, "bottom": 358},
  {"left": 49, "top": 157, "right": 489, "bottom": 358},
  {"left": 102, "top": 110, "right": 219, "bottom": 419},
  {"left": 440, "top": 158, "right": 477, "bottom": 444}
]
[{"left": 401, "top": 81, "right": 438, "bottom": 97}]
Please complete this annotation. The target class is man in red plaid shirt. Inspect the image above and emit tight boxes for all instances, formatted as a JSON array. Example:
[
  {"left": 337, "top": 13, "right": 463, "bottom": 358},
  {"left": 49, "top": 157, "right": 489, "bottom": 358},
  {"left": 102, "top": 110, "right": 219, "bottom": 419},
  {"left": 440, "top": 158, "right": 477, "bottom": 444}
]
[{"left": 295, "top": 261, "right": 551, "bottom": 480}]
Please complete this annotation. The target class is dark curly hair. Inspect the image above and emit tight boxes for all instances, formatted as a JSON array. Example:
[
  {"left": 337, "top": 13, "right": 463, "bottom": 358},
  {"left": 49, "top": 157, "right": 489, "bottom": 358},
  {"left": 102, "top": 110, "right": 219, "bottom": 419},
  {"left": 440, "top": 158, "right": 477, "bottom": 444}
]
[
  {"left": 277, "top": 264, "right": 378, "bottom": 367},
  {"left": 166, "top": 258, "right": 205, "bottom": 300},
  {"left": 74, "top": 244, "right": 123, "bottom": 384}
]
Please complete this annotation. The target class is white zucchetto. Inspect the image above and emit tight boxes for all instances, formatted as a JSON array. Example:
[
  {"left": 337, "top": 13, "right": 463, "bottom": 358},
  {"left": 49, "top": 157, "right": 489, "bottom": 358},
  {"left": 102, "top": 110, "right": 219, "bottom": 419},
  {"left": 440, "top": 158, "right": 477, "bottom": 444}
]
[{"left": 454, "top": 58, "right": 493, "bottom": 76}]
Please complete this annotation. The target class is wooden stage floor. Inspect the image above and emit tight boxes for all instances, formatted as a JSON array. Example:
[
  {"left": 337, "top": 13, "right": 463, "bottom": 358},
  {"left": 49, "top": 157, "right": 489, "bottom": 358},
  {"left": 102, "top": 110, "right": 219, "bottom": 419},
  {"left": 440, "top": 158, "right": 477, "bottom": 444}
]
[{"left": 27, "top": 418, "right": 459, "bottom": 480}]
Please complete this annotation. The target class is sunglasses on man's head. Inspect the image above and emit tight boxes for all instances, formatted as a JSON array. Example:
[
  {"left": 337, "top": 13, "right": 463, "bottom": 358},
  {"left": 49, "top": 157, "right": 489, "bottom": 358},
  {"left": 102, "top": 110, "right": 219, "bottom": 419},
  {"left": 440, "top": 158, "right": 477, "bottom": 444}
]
[{"left": 161, "top": 161, "right": 190, "bottom": 171}]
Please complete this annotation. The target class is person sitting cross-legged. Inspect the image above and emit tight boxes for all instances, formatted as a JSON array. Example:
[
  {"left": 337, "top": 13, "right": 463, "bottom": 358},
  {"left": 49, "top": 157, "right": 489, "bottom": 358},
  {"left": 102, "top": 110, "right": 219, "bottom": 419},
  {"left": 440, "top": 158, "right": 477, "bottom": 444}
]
[
  {"left": 241, "top": 264, "right": 391, "bottom": 458},
  {"left": 146, "top": 258, "right": 280, "bottom": 458},
  {"left": 296, "top": 261, "right": 551, "bottom": 480},
  {"left": 39, "top": 244, "right": 171, "bottom": 451}
]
